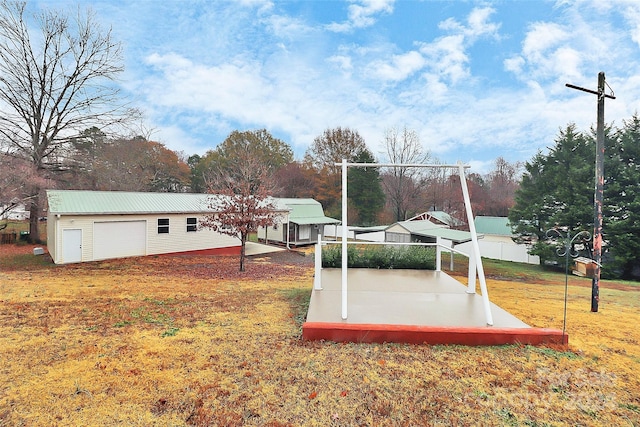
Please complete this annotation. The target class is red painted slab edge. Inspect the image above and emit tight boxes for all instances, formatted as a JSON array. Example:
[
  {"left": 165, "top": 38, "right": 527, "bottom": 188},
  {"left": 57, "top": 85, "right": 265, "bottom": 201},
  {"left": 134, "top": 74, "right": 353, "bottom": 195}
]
[
  {"left": 302, "top": 322, "right": 568, "bottom": 346},
  {"left": 160, "top": 246, "right": 241, "bottom": 256}
]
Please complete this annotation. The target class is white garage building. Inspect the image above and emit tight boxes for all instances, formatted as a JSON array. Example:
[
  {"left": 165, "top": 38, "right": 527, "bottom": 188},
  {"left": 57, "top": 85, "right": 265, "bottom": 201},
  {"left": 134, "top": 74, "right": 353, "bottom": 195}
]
[{"left": 46, "top": 190, "right": 243, "bottom": 264}]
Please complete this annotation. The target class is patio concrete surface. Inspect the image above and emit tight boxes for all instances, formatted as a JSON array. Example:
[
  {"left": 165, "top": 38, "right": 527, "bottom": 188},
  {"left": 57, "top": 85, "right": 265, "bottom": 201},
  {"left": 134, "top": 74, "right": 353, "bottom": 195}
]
[
  {"left": 244, "top": 241, "right": 286, "bottom": 256},
  {"left": 303, "top": 268, "right": 566, "bottom": 346}
]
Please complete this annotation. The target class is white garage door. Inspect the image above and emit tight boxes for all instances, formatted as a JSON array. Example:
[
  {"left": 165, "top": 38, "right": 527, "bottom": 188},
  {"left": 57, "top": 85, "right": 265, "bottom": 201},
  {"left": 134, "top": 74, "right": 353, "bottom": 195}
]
[{"left": 94, "top": 221, "right": 146, "bottom": 260}]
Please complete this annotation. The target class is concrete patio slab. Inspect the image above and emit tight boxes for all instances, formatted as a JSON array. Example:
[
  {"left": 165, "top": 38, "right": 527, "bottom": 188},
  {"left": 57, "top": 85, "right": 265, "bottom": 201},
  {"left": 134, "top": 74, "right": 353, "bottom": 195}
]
[
  {"left": 302, "top": 268, "right": 566, "bottom": 346},
  {"left": 245, "top": 241, "right": 286, "bottom": 256}
]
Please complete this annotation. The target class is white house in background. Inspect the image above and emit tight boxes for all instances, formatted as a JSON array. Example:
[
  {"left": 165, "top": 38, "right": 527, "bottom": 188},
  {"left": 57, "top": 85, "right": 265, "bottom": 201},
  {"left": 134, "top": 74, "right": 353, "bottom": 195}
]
[
  {"left": 408, "top": 211, "right": 465, "bottom": 229},
  {"left": 457, "top": 216, "right": 540, "bottom": 265},
  {"left": 322, "top": 211, "right": 469, "bottom": 244},
  {"left": 259, "top": 198, "right": 340, "bottom": 247},
  {"left": 46, "top": 190, "right": 270, "bottom": 265},
  {"left": 385, "top": 218, "right": 475, "bottom": 248},
  {"left": 1, "top": 201, "right": 30, "bottom": 220}
]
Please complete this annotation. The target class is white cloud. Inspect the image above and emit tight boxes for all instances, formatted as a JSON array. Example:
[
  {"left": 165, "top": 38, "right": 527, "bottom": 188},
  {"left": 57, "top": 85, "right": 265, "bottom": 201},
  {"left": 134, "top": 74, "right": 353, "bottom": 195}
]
[
  {"left": 367, "top": 6, "right": 498, "bottom": 87},
  {"left": 328, "top": 55, "right": 354, "bottom": 75},
  {"left": 370, "top": 51, "right": 426, "bottom": 81},
  {"left": 419, "top": 35, "right": 469, "bottom": 85},
  {"left": 504, "top": 56, "right": 525, "bottom": 74},
  {"left": 153, "top": 125, "right": 205, "bottom": 156},
  {"left": 505, "top": 19, "right": 590, "bottom": 85},
  {"left": 622, "top": 4, "right": 640, "bottom": 47},
  {"left": 326, "top": 0, "right": 394, "bottom": 33},
  {"left": 264, "top": 14, "right": 313, "bottom": 40},
  {"left": 521, "top": 22, "right": 569, "bottom": 60},
  {"left": 439, "top": 7, "right": 500, "bottom": 41},
  {"left": 348, "top": 0, "right": 394, "bottom": 27},
  {"left": 466, "top": 7, "right": 501, "bottom": 39}
]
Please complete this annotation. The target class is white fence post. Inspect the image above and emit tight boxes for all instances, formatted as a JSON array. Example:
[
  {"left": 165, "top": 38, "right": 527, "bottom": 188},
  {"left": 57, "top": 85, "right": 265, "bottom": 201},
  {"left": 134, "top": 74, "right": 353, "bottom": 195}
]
[
  {"left": 450, "top": 241, "right": 454, "bottom": 271},
  {"left": 435, "top": 237, "right": 442, "bottom": 272},
  {"left": 467, "top": 251, "right": 476, "bottom": 294},
  {"left": 341, "top": 159, "right": 348, "bottom": 320},
  {"left": 314, "top": 231, "right": 323, "bottom": 290}
]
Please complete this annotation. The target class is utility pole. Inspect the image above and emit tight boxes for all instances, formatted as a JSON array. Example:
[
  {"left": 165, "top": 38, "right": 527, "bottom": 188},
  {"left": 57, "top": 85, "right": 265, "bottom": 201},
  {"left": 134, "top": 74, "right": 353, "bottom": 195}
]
[{"left": 566, "top": 72, "right": 615, "bottom": 312}]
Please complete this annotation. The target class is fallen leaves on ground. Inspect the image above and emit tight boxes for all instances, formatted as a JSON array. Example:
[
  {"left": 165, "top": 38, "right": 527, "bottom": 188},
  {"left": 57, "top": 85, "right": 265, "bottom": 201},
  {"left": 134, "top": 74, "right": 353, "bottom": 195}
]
[{"left": 0, "top": 245, "right": 639, "bottom": 426}]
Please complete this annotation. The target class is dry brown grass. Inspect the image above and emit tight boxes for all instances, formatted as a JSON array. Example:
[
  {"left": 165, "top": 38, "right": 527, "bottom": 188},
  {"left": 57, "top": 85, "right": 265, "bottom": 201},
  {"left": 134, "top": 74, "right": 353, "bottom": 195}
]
[{"left": 0, "top": 246, "right": 639, "bottom": 426}]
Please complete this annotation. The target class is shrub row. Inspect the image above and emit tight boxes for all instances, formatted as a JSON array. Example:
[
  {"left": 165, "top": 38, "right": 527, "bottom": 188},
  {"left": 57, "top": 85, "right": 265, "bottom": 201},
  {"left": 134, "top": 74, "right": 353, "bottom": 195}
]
[{"left": 321, "top": 244, "right": 436, "bottom": 270}]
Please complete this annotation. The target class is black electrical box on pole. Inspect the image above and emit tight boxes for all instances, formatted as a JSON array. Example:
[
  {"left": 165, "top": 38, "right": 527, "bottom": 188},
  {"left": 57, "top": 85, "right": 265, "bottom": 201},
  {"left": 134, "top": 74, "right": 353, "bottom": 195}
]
[{"left": 565, "top": 72, "right": 615, "bottom": 313}]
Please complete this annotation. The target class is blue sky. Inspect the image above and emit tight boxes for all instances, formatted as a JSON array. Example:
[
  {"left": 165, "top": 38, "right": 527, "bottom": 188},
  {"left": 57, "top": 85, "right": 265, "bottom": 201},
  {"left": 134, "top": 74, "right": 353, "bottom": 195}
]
[{"left": 34, "top": 0, "right": 640, "bottom": 172}]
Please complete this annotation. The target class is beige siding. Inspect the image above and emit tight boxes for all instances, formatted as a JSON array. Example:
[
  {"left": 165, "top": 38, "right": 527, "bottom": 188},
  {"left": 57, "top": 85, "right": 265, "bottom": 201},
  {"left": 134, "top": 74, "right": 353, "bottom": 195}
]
[
  {"left": 262, "top": 223, "right": 286, "bottom": 243},
  {"left": 385, "top": 224, "right": 410, "bottom": 244},
  {"left": 146, "top": 214, "right": 238, "bottom": 255},
  {"left": 50, "top": 213, "right": 240, "bottom": 264},
  {"left": 385, "top": 223, "right": 409, "bottom": 234},
  {"left": 47, "top": 213, "right": 56, "bottom": 262},
  {"left": 53, "top": 215, "right": 95, "bottom": 263}
]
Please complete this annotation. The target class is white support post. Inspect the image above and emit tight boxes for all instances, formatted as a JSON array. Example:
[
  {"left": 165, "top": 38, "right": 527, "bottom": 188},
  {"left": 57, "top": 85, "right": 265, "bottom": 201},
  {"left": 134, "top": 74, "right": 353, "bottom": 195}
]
[
  {"left": 286, "top": 219, "right": 290, "bottom": 249},
  {"left": 449, "top": 241, "right": 454, "bottom": 271},
  {"left": 458, "top": 163, "right": 493, "bottom": 325},
  {"left": 341, "top": 159, "right": 348, "bottom": 320},
  {"left": 314, "top": 231, "right": 323, "bottom": 290},
  {"left": 467, "top": 251, "right": 476, "bottom": 294},
  {"left": 435, "top": 237, "right": 442, "bottom": 272}
]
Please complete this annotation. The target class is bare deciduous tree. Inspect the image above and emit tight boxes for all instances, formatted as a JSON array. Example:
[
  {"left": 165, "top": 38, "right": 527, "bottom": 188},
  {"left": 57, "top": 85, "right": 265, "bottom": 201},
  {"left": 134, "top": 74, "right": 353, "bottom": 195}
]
[
  {"left": 380, "top": 126, "right": 431, "bottom": 221},
  {"left": 484, "top": 157, "right": 521, "bottom": 216},
  {"left": 200, "top": 131, "right": 281, "bottom": 272},
  {"left": 0, "top": 1, "right": 137, "bottom": 241}
]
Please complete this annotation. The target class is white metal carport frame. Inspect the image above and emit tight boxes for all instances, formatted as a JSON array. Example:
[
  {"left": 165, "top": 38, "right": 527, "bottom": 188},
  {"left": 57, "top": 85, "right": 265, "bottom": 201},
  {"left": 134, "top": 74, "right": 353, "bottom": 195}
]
[{"left": 320, "top": 160, "right": 493, "bottom": 326}]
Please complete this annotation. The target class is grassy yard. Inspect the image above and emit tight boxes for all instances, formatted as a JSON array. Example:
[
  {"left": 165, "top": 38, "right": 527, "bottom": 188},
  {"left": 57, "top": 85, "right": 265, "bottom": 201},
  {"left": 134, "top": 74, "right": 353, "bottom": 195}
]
[{"left": 0, "top": 245, "right": 639, "bottom": 426}]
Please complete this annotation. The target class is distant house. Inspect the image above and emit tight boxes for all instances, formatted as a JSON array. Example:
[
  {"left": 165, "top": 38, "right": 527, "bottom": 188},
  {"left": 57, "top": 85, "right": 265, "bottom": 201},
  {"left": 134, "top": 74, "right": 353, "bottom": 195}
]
[
  {"left": 385, "top": 218, "right": 475, "bottom": 247},
  {"left": 46, "top": 190, "right": 280, "bottom": 264},
  {"left": 1, "top": 201, "right": 30, "bottom": 221},
  {"left": 259, "top": 198, "right": 340, "bottom": 247},
  {"left": 457, "top": 216, "right": 540, "bottom": 264},
  {"left": 408, "top": 211, "right": 465, "bottom": 229}
]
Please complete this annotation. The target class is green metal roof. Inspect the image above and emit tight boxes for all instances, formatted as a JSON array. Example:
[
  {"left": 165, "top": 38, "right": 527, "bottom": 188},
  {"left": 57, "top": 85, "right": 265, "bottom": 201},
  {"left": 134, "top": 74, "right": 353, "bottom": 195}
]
[
  {"left": 274, "top": 198, "right": 340, "bottom": 225},
  {"left": 47, "top": 190, "right": 217, "bottom": 215},
  {"left": 391, "top": 220, "right": 442, "bottom": 234},
  {"left": 474, "top": 216, "right": 513, "bottom": 236},
  {"left": 416, "top": 227, "right": 477, "bottom": 244},
  {"left": 46, "top": 191, "right": 336, "bottom": 225}
]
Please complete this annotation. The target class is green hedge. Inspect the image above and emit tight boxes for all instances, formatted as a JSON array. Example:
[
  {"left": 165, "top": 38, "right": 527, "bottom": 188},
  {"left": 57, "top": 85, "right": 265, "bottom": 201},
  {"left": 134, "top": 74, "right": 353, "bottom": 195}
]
[{"left": 321, "top": 244, "right": 436, "bottom": 270}]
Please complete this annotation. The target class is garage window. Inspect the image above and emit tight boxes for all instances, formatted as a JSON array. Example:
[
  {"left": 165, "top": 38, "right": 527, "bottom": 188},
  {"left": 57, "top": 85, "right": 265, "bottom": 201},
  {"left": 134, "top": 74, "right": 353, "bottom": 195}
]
[
  {"left": 187, "top": 217, "right": 197, "bottom": 232},
  {"left": 158, "top": 218, "right": 169, "bottom": 234}
]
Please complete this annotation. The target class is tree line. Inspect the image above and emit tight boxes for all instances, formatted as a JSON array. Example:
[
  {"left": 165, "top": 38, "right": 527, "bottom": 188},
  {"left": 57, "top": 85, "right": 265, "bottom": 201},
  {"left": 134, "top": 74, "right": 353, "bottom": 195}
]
[
  {"left": 509, "top": 116, "right": 640, "bottom": 280},
  {"left": 178, "top": 126, "right": 521, "bottom": 227}
]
